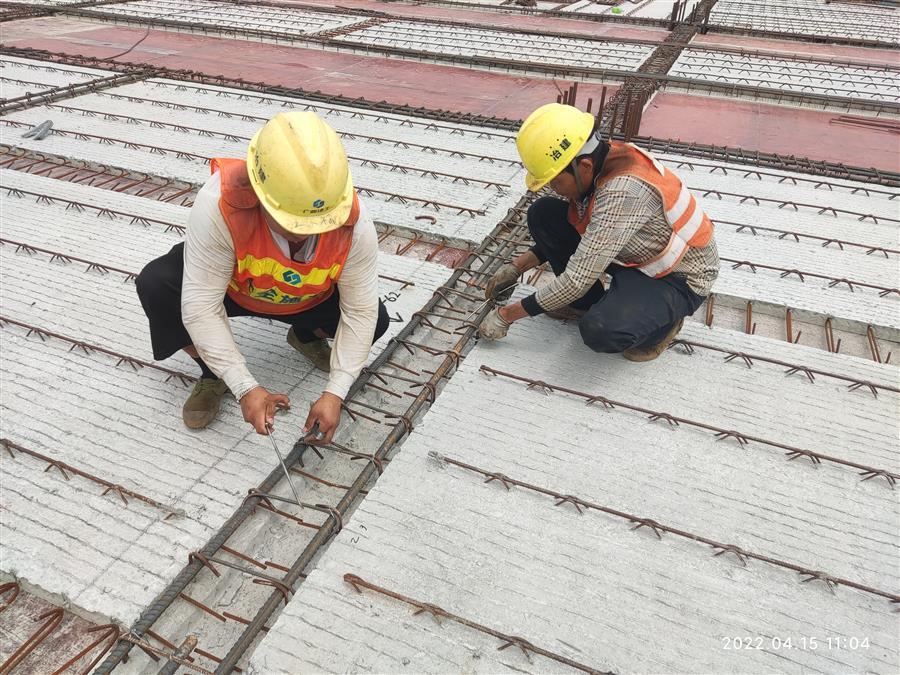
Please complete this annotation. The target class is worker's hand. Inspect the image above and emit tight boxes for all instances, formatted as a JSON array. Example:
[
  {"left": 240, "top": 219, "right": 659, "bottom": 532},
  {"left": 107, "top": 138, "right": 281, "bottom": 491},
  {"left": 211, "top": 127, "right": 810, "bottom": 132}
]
[
  {"left": 304, "top": 392, "right": 342, "bottom": 445},
  {"left": 484, "top": 263, "right": 519, "bottom": 301},
  {"left": 479, "top": 307, "right": 511, "bottom": 341},
  {"left": 240, "top": 386, "right": 290, "bottom": 435}
]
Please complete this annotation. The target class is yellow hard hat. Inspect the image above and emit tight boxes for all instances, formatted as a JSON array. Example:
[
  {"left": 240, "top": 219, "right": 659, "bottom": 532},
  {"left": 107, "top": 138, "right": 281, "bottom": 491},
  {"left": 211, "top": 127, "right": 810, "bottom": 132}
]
[
  {"left": 516, "top": 103, "right": 595, "bottom": 192},
  {"left": 247, "top": 111, "right": 354, "bottom": 235}
]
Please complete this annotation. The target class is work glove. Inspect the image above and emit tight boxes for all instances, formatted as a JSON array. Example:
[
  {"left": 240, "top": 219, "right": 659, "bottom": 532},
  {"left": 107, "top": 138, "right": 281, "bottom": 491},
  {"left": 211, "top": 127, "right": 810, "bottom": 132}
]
[
  {"left": 484, "top": 263, "right": 519, "bottom": 301},
  {"left": 479, "top": 308, "right": 510, "bottom": 341}
]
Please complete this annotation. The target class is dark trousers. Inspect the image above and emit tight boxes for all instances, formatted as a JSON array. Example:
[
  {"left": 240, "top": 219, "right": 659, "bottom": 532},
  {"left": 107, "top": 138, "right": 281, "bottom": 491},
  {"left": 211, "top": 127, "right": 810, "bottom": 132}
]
[
  {"left": 528, "top": 196, "right": 705, "bottom": 353},
  {"left": 136, "top": 243, "right": 390, "bottom": 361}
]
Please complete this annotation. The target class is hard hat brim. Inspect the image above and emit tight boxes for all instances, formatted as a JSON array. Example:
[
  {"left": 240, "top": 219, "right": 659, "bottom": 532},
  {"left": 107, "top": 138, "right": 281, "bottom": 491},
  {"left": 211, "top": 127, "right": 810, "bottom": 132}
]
[
  {"left": 517, "top": 104, "right": 595, "bottom": 194},
  {"left": 524, "top": 170, "right": 551, "bottom": 192},
  {"left": 246, "top": 134, "right": 355, "bottom": 235}
]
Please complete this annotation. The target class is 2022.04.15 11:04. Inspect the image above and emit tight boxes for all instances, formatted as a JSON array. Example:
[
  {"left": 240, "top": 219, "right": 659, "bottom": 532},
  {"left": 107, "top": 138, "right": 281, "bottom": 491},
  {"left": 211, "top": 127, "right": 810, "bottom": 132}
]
[{"left": 722, "top": 636, "right": 871, "bottom": 651}]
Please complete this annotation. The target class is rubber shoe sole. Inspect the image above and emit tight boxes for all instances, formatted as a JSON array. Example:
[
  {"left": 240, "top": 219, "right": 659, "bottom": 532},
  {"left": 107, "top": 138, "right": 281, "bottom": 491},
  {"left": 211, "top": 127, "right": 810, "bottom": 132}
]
[{"left": 623, "top": 318, "right": 684, "bottom": 363}]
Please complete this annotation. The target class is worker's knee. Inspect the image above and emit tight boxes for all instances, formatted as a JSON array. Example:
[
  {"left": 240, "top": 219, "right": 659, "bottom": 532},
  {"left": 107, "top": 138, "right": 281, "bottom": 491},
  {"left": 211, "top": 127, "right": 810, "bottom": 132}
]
[
  {"left": 135, "top": 248, "right": 182, "bottom": 312},
  {"left": 373, "top": 301, "right": 390, "bottom": 344},
  {"left": 578, "top": 311, "right": 637, "bottom": 353},
  {"left": 135, "top": 257, "right": 167, "bottom": 306},
  {"left": 527, "top": 196, "right": 568, "bottom": 242}
]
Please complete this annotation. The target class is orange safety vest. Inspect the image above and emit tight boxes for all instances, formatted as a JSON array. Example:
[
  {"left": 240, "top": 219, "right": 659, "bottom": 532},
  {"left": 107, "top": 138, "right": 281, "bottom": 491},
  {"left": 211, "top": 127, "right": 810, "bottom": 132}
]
[
  {"left": 212, "top": 158, "right": 358, "bottom": 315},
  {"left": 567, "top": 142, "right": 713, "bottom": 278}
]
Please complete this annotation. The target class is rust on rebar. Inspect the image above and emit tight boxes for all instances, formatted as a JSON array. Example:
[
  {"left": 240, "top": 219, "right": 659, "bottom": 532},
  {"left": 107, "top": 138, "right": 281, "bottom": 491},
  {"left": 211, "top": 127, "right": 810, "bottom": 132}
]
[
  {"left": 118, "top": 634, "right": 213, "bottom": 674},
  {"left": 51, "top": 624, "right": 120, "bottom": 675},
  {"left": 478, "top": 365, "right": 898, "bottom": 486},
  {"left": 723, "top": 257, "right": 899, "bottom": 296},
  {"left": 704, "top": 293, "right": 714, "bottom": 327},
  {"left": 0, "top": 582, "right": 20, "bottom": 613},
  {"left": 433, "top": 454, "right": 900, "bottom": 605},
  {"left": 824, "top": 318, "right": 842, "bottom": 354},
  {"left": 0, "top": 607, "right": 64, "bottom": 673},
  {"left": 0, "top": 315, "right": 195, "bottom": 385},
  {"left": 179, "top": 594, "right": 227, "bottom": 623},
  {"left": 1, "top": 439, "right": 181, "bottom": 517},
  {"left": 343, "top": 573, "right": 612, "bottom": 674},
  {"left": 670, "top": 339, "right": 898, "bottom": 395},
  {"left": 744, "top": 301, "right": 756, "bottom": 335},
  {"left": 1, "top": 187, "right": 185, "bottom": 233}
]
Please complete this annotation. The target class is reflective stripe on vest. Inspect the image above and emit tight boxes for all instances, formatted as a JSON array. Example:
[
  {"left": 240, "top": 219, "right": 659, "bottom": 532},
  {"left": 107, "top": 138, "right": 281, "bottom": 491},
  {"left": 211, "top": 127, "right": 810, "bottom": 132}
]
[
  {"left": 567, "top": 142, "right": 713, "bottom": 279},
  {"left": 212, "top": 157, "right": 358, "bottom": 315}
]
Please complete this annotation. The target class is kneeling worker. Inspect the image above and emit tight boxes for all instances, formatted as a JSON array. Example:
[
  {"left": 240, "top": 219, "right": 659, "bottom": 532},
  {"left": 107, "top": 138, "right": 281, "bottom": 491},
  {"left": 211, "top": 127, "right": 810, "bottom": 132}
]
[
  {"left": 480, "top": 103, "right": 719, "bottom": 360},
  {"left": 137, "top": 112, "right": 387, "bottom": 442}
]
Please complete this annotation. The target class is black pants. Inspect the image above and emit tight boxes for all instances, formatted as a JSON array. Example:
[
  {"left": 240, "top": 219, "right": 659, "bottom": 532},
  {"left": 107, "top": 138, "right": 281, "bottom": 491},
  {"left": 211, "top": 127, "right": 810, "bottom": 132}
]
[
  {"left": 136, "top": 243, "right": 390, "bottom": 361},
  {"left": 528, "top": 196, "right": 705, "bottom": 353}
]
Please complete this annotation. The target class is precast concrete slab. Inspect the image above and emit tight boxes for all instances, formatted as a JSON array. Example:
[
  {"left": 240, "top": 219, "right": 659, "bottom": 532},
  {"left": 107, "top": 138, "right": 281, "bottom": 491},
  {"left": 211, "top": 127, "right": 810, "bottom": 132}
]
[
  {"left": 569, "top": 0, "right": 697, "bottom": 19},
  {"left": 1, "top": 77, "right": 525, "bottom": 243},
  {"left": 1, "top": 55, "right": 114, "bottom": 100},
  {"left": 632, "top": 0, "right": 699, "bottom": 19},
  {"left": 0, "top": 0, "right": 84, "bottom": 5},
  {"left": 709, "top": 0, "right": 900, "bottom": 45},
  {"left": 80, "top": 0, "right": 363, "bottom": 37},
  {"left": 691, "top": 32, "right": 900, "bottom": 68},
  {"left": 57, "top": 0, "right": 656, "bottom": 80},
  {"left": 0, "top": 20, "right": 621, "bottom": 118},
  {"left": 290, "top": 0, "right": 670, "bottom": 40},
  {"left": 338, "top": 21, "right": 655, "bottom": 73},
  {"left": 429, "top": 0, "right": 563, "bottom": 10},
  {"left": 669, "top": 48, "right": 900, "bottom": 103},
  {"left": 248, "top": 317, "right": 900, "bottom": 674},
  {"left": 0, "top": 166, "right": 454, "bottom": 626}
]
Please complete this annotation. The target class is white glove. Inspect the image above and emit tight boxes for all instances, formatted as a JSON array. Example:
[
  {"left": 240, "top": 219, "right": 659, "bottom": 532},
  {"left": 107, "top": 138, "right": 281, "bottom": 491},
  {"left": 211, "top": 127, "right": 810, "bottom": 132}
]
[
  {"left": 479, "top": 308, "right": 510, "bottom": 341},
  {"left": 484, "top": 263, "right": 519, "bottom": 301}
]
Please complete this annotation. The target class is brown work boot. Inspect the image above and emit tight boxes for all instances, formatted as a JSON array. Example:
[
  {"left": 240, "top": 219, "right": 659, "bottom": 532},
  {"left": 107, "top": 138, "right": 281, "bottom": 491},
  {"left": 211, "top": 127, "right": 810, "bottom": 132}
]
[
  {"left": 545, "top": 305, "right": 588, "bottom": 321},
  {"left": 623, "top": 318, "right": 684, "bottom": 363},
  {"left": 182, "top": 378, "right": 229, "bottom": 429},
  {"left": 287, "top": 327, "right": 331, "bottom": 372}
]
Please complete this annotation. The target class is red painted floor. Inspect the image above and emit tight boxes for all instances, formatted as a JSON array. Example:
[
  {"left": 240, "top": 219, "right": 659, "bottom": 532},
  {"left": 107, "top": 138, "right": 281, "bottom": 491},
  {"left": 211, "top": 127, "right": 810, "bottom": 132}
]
[
  {"left": 2, "top": 17, "right": 618, "bottom": 120},
  {"left": 693, "top": 33, "right": 900, "bottom": 68},
  {"left": 640, "top": 92, "right": 900, "bottom": 172},
  {"left": 270, "top": 0, "right": 667, "bottom": 41}
]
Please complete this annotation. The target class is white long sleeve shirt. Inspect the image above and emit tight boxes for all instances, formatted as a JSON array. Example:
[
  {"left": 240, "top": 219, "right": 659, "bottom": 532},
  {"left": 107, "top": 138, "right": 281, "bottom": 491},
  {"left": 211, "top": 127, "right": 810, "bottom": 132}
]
[{"left": 181, "top": 172, "right": 380, "bottom": 401}]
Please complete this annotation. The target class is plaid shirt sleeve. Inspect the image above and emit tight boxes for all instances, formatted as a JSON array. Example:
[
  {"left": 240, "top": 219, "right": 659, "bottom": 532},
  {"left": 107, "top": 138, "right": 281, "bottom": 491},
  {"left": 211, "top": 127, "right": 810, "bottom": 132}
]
[
  {"left": 521, "top": 175, "right": 719, "bottom": 316},
  {"left": 523, "top": 176, "right": 655, "bottom": 315}
]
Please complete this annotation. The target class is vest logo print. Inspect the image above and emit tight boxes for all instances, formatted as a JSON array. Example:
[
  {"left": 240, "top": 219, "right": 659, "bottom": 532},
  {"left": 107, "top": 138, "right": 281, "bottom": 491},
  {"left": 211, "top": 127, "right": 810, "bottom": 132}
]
[
  {"left": 212, "top": 157, "right": 357, "bottom": 316},
  {"left": 313, "top": 199, "right": 325, "bottom": 208}
]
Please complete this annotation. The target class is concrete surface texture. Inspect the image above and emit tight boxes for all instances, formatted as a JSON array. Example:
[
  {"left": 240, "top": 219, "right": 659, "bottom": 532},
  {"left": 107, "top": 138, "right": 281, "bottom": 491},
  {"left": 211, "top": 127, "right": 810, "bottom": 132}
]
[
  {"left": 0, "top": 18, "right": 623, "bottom": 120},
  {"left": 0, "top": 164, "right": 454, "bottom": 626},
  {"left": 1, "top": 54, "right": 113, "bottom": 98},
  {"left": 83, "top": 0, "right": 363, "bottom": 35},
  {"left": 0, "top": 0, "right": 85, "bottom": 5},
  {"left": 709, "top": 0, "right": 899, "bottom": 43},
  {"left": 1, "top": 76, "right": 525, "bottom": 243},
  {"left": 339, "top": 21, "right": 655, "bottom": 71},
  {"left": 1, "top": 0, "right": 899, "bottom": 671},
  {"left": 248, "top": 316, "right": 900, "bottom": 674},
  {"left": 669, "top": 48, "right": 900, "bottom": 102}
]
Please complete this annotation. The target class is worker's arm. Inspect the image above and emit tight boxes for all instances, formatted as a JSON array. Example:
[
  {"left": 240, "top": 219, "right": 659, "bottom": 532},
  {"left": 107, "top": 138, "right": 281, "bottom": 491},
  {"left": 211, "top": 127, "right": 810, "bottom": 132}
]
[
  {"left": 182, "top": 174, "right": 289, "bottom": 433},
  {"left": 502, "top": 176, "right": 653, "bottom": 322},
  {"left": 304, "top": 203, "right": 380, "bottom": 443}
]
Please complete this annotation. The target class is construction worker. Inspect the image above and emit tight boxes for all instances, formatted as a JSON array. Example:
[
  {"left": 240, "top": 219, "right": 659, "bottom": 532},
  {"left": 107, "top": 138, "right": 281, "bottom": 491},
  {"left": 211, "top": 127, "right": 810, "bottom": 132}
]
[
  {"left": 136, "top": 112, "right": 388, "bottom": 443},
  {"left": 480, "top": 103, "right": 719, "bottom": 359}
]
